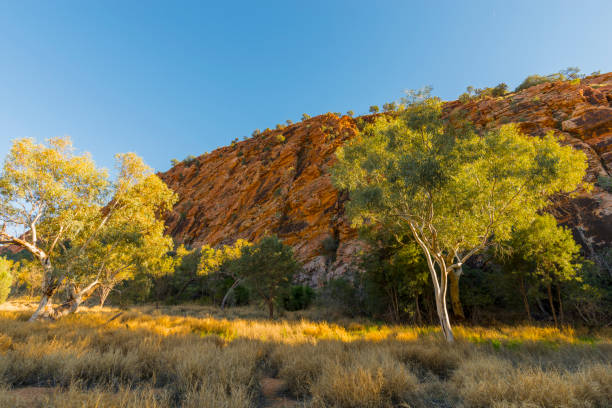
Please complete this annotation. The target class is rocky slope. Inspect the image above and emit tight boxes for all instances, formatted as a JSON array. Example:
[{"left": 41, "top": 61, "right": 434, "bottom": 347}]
[{"left": 160, "top": 73, "right": 612, "bottom": 283}]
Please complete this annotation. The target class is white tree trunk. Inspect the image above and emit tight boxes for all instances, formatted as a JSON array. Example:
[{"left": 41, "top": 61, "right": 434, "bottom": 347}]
[{"left": 435, "top": 285, "right": 454, "bottom": 342}]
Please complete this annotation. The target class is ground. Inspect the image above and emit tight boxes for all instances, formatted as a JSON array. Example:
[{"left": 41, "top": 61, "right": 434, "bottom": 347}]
[{"left": 0, "top": 299, "right": 610, "bottom": 407}]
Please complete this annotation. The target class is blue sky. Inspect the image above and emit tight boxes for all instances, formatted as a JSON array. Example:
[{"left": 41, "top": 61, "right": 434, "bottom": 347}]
[{"left": 1, "top": 0, "right": 610, "bottom": 173}]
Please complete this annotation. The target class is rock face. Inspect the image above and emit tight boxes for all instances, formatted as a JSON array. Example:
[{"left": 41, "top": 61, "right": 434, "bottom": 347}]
[{"left": 160, "top": 73, "right": 612, "bottom": 284}]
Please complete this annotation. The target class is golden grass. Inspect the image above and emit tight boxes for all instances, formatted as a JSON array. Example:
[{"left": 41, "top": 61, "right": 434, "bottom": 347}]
[{"left": 0, "top": 303, "right": 610, "bottom": 407}]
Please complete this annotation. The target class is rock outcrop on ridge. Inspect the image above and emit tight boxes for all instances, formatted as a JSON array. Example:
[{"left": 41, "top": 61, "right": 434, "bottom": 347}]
[{"left": 160, "top": 73, "right": 612, "bottom": 283}]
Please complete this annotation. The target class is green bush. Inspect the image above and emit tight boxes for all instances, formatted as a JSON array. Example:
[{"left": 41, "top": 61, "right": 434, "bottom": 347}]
[
  {"left": 369, "top": 105, "right": 380, "bottom": 114},
  {"left": 491, "top": 82, "right": 508, "bottom": 97},
  {"left": 0, "top": 257, "right": 14, "bottom": 304},
  {"left": 515, "top": 73, "right": 564, "bottom": 92},
  {"left": 597, "top": 175, "right": 612, "bottom": 192},
  {"left": 282, "top": 285, "right": 315, "bottom": 311},
  {"left": 317, "top": 278, "right": 362, "bottom": 316}
]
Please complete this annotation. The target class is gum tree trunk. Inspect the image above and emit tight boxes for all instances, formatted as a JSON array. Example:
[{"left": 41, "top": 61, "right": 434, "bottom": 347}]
[
  {"left": 99, "top": 285, "right": 112, "bottom": 308},
  {"left": 448, "top": 269, "right": 465, "bottom": 320},
  {"left": 267, "top": 300, "right": 274, "bottom": 319},
  {"left": 30, "top": 280, "right": 100, "bottom": 321},
  {"left": 547, "top": 283, "right": 558, "bottom": 328},
  {"left": 519, "top": 275, "right": 532, "bottom": 321}
]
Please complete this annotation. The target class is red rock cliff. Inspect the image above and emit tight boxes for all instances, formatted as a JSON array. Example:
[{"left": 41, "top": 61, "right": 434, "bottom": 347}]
[{"left": 160, "top": 73, "right": 612, "bottom": 283}]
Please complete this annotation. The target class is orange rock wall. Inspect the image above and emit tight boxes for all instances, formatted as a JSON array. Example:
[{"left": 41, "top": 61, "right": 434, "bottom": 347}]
[{"left": 160, "top": 73, "right": 612, "bottom": 282}]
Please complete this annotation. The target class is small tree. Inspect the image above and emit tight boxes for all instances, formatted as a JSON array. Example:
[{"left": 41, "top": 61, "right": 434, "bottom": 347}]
[
  {"left": 369, "top": 105, "right": 380, "bottom": 114},
  {"left": 332, "top": 97, "right": 587, "bottom": 341},
  {"left": 0, "top": 257, "right": 13, "bottom": 304},
  {"left": 198, "top": 239, "right": 250, "bottom": 308},
  {"left": 491, "top": 83, "right": 508, "bottom": 97},
  {"left": 500, "top": 214, "right": 581, "bottom": 325},
  {"left": 228, "top": 236, "right": 300, "bottom": 318},
  {"left": 360, "top": 228, "right": 429, "bottom": 323},
  {"left": 301, "top": 113, "right": 311, "bottom": 121}
]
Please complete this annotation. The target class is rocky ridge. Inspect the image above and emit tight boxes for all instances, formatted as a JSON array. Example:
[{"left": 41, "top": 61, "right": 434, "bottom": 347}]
[{"left": 160, "top": 73, "right": 612, "bottom": 283}]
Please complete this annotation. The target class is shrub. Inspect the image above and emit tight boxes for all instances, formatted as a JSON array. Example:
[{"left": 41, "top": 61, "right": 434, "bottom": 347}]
[
  {"left": 382, "top": 102, "right": 397, "bottom": 112},
  {"left": 491, "top": 82, "right": 508, "bottom": 97},
  {"left": 515, "top": 73, "right": 564, "bottom": 92},
  {"left": 282, "top": 285, "right": 316, "bottom": 311},
  {"left": 0, "top": 257, "right": 13, "bottom": 304},
  {"left": 317, "top": 278, "right": 362, "bottom": 316},
  {"left": 597, "top": 175, "right": 612, "bottom": 192},
  {"left": 369, "top": 105, "right": 380, "bottom": 114},
  {"left": 347, "top": 110, "right": 354, "bottom": 116},
  {"left": 183, "top": 155, "right": 197, "bottom": 166},
  {"left": 251, "top": 129, "right": 261, "bottom": 137},
  {"left": 228, "top": 235, "right": 301, "bottom": 317},
  {"left": 170, "top": 158, "right": 180, "bottom": 167},
  {"left": 302, "top": 113, "right": 311, "bottom": 121},
  {"left": 321, "top": 236, "right": 339, "bottom": 261},
  {"left": 276, "top": 134, "right": 286, "bottom": 143}
]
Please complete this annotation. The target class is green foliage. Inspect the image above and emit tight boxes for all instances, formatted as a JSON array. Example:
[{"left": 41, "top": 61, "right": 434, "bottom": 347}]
[
  {"left": 183, "top": 155, "right": 197, "bottom": 165},
  {"left": 0, "top": 257, "right": 13, "bottom": 303},
  {"left": 359, "top": 229, "right": 429, "bottom": 322},
  {"left": 560, "top": 67, "right": 582, "bottom": 80},
  {"left": 491, "top": 82, "right": 508, "bottom": 96},
  {"left": 332, "top": 95, "right": 587, "bottom": 339},
  {"left": 281, "top": 285, "right": 315, "bottom": 311},
  {"left": 596, "top": 175, "right": 612, "bottom": 192},
  {"left": 276, "top": 134, "right": 286, "bottom": 143},
  {"left": 368, "top": 105, "right": 380, "bottom": 114},
  {"left": 12, "top": 258, "right": 42, "bottom": 297},
  {"left": 504, "top": 215, "right": 581, "bottom": 284},
  {"left": 0, "top": 137, "right": 177, "bottom": 314},
  {"left": 301, "top": 113, "right": 311, "bottom": 121},
  {"left": 459, "top": 83, "right": 508, "bottom": 101},
  {"left": 320, "top": 236, "right": 339, "bottom": 261},
  {"left": 332, "top": 98, "right": 586, "bottom": 255},
  {"left": 317, "top": 277, "right": 361, "bottom": 317},
  {"left": 497, "top": 214, "right": 582, "bottom": 323},
  {"left": 515, "top": 67, "right": 584, "bottom": 92},
  {"left": 228, "top": 235, "right": 301, "bottom": 317},
  {"left": 567, "top": 254, "right": 612, "bottom": 326},
  {"left": 170, "top": 158, "right": 180, "bottom": 167},
  {"left": 382, "top": 102, "right": 397, "bottom": 112}
]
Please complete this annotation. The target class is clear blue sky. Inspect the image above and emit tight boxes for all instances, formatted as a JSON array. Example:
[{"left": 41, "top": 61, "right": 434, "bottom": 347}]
[{"left": 1, "top": 0, "right": 610, "bottom": 172}]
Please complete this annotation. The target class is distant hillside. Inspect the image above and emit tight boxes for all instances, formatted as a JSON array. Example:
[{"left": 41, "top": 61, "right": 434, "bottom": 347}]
[{"left": 159, "top": 73, "right": 612, "bottom": 284}]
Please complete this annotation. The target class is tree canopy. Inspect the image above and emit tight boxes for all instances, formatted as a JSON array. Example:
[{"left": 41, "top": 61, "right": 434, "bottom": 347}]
[
  {"left": 0, "top": 137, "right": 177, "bottom": 319},
  {"left": 331, "top": 97, "right": 588, "bottom": 341}
]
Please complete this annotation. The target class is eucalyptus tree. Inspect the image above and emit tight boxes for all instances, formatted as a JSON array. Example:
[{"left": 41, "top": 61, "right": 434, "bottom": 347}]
[
  {"left": 0, "top": 137, "right": 176, "bottom": 320},
  {"left": 228, "top": 236, "right": 300, "bottom": 318},
  {"left": 331, "top": 98, "right": 587, "bottom": 342}
]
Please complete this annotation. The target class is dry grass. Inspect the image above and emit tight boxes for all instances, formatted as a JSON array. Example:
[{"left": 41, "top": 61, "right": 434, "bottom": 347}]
[{"left": 0, "top": 301, "right": 610, "bottom": 407}]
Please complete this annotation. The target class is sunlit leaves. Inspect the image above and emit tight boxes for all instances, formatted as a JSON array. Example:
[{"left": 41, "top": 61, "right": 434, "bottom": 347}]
[{"left": 332, "top": 100, "right": 588, "bottom": 260}]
